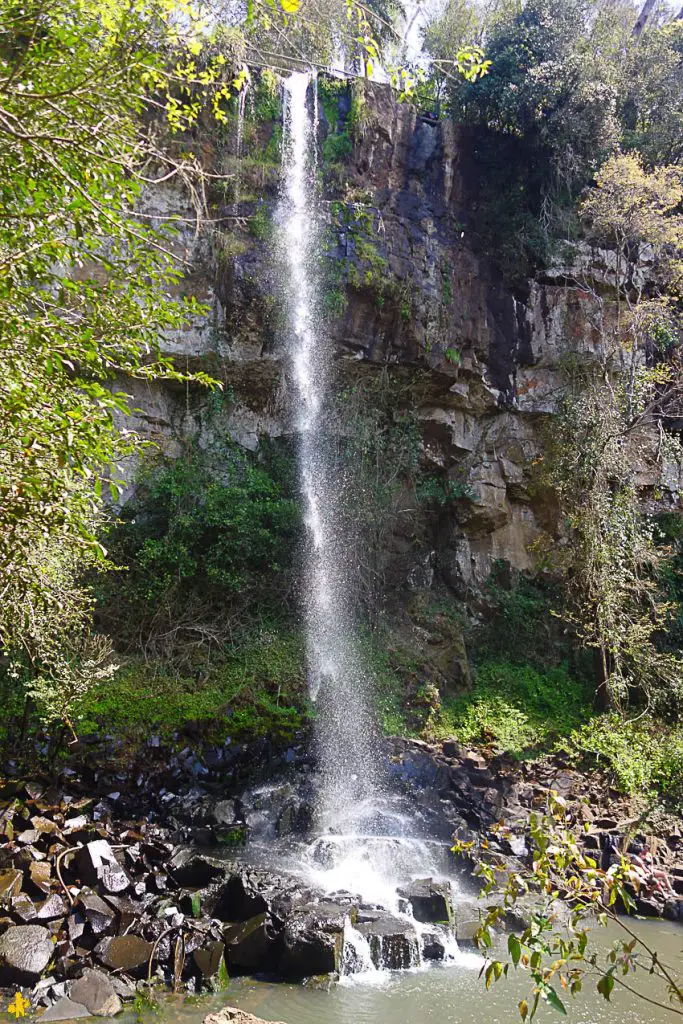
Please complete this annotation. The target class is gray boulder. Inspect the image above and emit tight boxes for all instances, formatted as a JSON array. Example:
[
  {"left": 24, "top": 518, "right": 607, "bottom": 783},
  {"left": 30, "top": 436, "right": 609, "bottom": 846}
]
[
  {"left": 69, "top": 968, "right": 123, "bottom": 1016},
  {"left": 0, "top": 924, "right": 54, "bottom": 985},
  {"left": 41, "top": 997, "right": 91, "bottom": 1021}
]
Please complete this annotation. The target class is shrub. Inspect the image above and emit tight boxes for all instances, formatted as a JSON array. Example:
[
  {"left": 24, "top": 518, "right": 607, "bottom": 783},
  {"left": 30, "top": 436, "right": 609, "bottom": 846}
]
[
  {"left": 75, "top": 630, "right": 310, "bottom": 746},
  {"left": 434, "top": 661, "right": 592, "bottom": 757},
  {"left": 563, "top": 716, "right": 683, "bottom": 806},
  {"left": 98, "top": 440, "right": 300, "bottom": 662}
]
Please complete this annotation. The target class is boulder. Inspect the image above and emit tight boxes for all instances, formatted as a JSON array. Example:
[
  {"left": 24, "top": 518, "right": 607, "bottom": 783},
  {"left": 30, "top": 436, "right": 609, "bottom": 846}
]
[
  {"left": 193, "top": 940, "right": 228, "bottom": 985},
  {"left": 169, "top": 854, "right": 227, "bottom": 890},
  {"left": 278, "top": 902, "right": 346, "bottom": 978},
  {"left": 396, "top": 878, "right": 453, "bottom": 925},
  {"left": 224, "top": 913, "right": 278, "bottom": 972},
  {"left": 0, "top": 924, "right": 54, "bottom": 984},
  {"left": 421, "top": 932, "right": 446, "bottom": 960},
  {"left": 356, "top": 914, "right": 420, "bottom": 970},
  {"left": 97, "top": 934, "right": 154, "bottom": 973},
  {"left": 69, "top": 968, "right": 123, "bottom": 1016},
  {"left": 41, "top": 997, "right": 91, "bottom": 1021},
  {"left": 204, "top": 1009, "right": 287, "bottom": 1024}
]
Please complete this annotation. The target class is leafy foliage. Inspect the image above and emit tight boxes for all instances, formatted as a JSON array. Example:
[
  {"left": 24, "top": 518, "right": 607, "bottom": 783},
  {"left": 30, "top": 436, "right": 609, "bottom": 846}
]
[
  {"left": 99, "top": 441, "right": 300, "bottom": 664},
  {"left": 435, "top": 661, "right": 591, "bottom": 757},
  {"left": 455, "top": 795, "right": 683, "bottom": 1020},
  {"left": 539, "top": 154, "right": 683, "bottom": 711},
  {"left": 75, "top": 631, "right": 309, "bottom": 746},
  {"left": 562, "top": 715, "right": 683, "bottom": 805}
]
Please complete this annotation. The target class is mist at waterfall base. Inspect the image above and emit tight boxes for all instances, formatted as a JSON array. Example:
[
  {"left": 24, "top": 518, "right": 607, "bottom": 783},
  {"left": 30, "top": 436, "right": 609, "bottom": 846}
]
[{"left": 257, "top": 69, "right": 471, "bottom": 978}]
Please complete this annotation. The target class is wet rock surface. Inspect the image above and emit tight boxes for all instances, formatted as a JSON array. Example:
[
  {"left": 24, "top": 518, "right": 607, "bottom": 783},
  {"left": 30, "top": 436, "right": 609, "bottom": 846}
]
[
  {"left": 356, "top": 913, "right": 420, "bottom": 970},
  {"left": 0, "top": 728, "right": 679, "bottom": 1014}
]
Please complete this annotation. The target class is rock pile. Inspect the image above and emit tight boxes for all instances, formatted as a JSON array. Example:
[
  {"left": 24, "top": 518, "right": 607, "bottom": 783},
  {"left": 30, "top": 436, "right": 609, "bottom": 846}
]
[{"left": 0, "top": 776, "right": 461, "bottom": 1014}]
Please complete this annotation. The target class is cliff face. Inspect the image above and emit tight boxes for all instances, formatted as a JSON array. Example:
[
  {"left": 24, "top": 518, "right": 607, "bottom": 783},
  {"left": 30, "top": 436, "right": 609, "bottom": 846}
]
[{"left": 123, "top": 80, "right": 677, "bottom": 605}]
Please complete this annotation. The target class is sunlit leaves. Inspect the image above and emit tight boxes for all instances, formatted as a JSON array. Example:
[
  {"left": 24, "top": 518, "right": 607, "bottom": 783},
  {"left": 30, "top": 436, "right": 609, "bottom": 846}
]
[{"left": 454, "top": 798, "right": 683, "bottom": 1020}]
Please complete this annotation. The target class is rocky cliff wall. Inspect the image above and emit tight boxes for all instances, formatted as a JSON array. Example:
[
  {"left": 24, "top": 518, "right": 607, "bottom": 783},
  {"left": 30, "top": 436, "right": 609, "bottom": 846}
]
[{"left": 121, "top": 78, "right": 679, "bottom": 606}]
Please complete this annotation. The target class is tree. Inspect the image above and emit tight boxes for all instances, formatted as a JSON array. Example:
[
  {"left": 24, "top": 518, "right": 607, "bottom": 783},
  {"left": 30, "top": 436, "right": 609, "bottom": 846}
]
[
  {"left": 444, "top": 0, "right": 621, "bottom": 279},
  {"left": 455, "top": 794, "right": 683, "bottom": 1021},
  {"left": 619, "top": 19, "right": 683, "bottom": 165},
  {"left": 0, "top": 0, "right": 234, "bottom": 722},
  {"left": 540, "top": 154, "right": 683, "bottom": 710}
]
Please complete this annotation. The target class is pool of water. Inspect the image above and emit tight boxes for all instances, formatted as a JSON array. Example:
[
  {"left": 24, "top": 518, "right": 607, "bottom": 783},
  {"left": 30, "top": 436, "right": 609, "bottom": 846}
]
[{"left": 146, "top": 918, "right": 681, "bottom": 1024}]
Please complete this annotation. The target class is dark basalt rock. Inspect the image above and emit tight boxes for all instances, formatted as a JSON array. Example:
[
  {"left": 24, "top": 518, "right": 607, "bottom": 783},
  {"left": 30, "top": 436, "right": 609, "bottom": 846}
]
[
  {"left": 0, "top": 924, "right": 54, "bottom": 984},
  {"left": 356, "top": 913, "right": 420, "bottom": 970},
  {"left": 76, "top": 841, "right": 119, "bottom": 886},
  {"left": 224, "top": 913, "right": 278, "bottom": 972},
  {"left": 278, "top": 903, "right": 345, "bottom": 978},
  {"left": 193, "top": 940, "right": 227, "bottom": 982},
  {"left": 97, "top": 934, "right": 154, "bottom": 973},
  {"left": 421, "top": 931, "right": 446, "bottom": 960},
  {"left": 169, "top": 853, "right": 228, "bottom": 890},
  {"left": 396, "top": 878, "right": 453, "bottom": 925}
]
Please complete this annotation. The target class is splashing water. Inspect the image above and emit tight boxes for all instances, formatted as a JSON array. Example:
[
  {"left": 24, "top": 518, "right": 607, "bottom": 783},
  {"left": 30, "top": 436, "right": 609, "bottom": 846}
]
[{"left": 278, "top": 71, "right": 382, "bottom": 831}]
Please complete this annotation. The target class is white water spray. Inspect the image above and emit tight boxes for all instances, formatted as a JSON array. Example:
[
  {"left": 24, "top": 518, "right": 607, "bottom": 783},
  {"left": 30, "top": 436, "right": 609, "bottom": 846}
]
[{"left": 278, "top": 71, "right": 382, "bottom": 831}]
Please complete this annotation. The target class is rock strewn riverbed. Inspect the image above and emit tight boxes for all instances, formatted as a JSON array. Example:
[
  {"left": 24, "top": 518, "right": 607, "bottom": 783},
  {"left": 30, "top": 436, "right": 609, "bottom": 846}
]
[{"left": 0, "top": 734, "right": 680, "bottom": 1016}]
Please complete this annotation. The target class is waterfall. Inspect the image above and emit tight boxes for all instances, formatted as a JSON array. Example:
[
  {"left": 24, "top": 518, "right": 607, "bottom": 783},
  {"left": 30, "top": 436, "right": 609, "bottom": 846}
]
[
  {"left": 232, "top": 79, "right": 248, "bottom": 215},
  {"left": 277, "top": 71, "right": 382, "bottom": 831}
]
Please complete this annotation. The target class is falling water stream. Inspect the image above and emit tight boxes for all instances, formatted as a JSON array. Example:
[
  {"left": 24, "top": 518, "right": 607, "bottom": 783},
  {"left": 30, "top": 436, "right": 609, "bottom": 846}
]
[
  {"left": 145, "top": 71, "right": 683, "bottom": 1022},
  {"left": 271, "top": 68, "right": 483, "bottom": 984},
  {"left": 278, "top": 71, "right": 382, "bottom": 834}
]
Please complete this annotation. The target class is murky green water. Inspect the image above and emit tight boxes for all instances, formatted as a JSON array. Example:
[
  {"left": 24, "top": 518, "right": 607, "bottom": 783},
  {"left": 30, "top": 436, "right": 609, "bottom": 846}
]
[{"left": 148, "top": 918, "right": 682, "bottom": 1024}]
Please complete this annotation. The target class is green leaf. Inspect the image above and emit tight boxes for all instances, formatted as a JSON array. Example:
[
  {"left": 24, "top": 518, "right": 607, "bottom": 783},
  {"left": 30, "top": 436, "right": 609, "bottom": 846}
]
[
  {"left": 544, "top": 988, "right": 567, "bottom": 1015},
  {"left": 508, "top": 934, "right": 522, "bottom": 967},
  {"left": 597, "top": 974, "right": 615, "bottom": 1001}
]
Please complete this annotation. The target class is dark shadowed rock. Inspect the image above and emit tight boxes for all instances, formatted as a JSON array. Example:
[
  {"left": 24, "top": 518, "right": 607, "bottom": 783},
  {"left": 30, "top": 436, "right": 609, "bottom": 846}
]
[
  {"left": 421, "top": 932, "right": 446, "bottom": 960},
  {"left": 193, "top": 940, "right": 227, "bottom": 982},
  {"left": 78, "top": 890, "right": 116, "bottom": 935},
  {"left": 356, "top": 914, "right": 420, "bottom": 970},
  {"left": 278, "top": 902, "right": 346, "bottom": 978},
  {"left": 0, "top": 924, "right": 54, "bottom": 984},
  {"left": 212, "top": 872, "right": 270, "bottom": 922},
  {"left": 69, "top": 968, "right": 123, "bottom": 1016},
  {"left": 76, "top": 841, "right": 118, "bottom": 886},
  {"left": 169, "top": 854, "right": 227, "bottom": 889},
  {"left": 224, "top": 913, "right": 278, "bottom": 972}
]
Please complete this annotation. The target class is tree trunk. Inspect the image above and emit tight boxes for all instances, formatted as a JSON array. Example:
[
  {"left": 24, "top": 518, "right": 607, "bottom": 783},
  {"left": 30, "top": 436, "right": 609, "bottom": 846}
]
[
  {"left": 632, "top": 0, "right": 657, "bottom": 37},
  {"left": 593, "top": 647, "right": 611, "bottom": 711}
]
